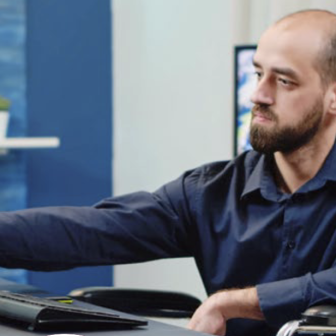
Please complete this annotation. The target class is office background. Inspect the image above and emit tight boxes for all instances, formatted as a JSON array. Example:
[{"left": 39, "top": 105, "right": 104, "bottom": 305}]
[
  {"left": 0, "top": 0, "right": 336, "bottom": 299},
  {"left": 0, "top": 0, "right": 113, "bottom": 294}
]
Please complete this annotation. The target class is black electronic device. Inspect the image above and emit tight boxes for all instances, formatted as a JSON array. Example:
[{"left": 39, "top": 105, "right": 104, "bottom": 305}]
[
  {"left": 277, "top": 305, "right": 336, "bottom": 336},
  {"left": 234, "top": 45, "right": 257, "bottom": 156},
  {"left": 69, "top": 287, "right": 202, "bottom": 318},
  {"left": 301, "top": 305, "right": 336, "bottom": 327},
  {"left": 0, "top": 290, "right": 147, "bottom": 332}
]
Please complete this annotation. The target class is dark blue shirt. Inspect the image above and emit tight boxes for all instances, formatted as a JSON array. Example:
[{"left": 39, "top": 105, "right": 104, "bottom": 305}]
[{"left": 1, "top": 145, "right": 336, "bottom": 336}]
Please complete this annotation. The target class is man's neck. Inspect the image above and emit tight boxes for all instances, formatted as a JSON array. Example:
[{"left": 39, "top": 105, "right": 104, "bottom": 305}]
[{"left": 273, "top": 134, "right": 336, "bottom": 194}]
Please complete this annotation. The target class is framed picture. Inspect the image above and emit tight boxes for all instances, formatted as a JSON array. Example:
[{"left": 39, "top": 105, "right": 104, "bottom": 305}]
[{"left": 234, "top": 45, "right": 257, "bottom": 156}]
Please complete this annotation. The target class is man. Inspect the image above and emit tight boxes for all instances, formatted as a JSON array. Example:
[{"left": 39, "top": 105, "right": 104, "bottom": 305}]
[
  {"left": 188, "top": 8, "right": 336, "bottom": 335},
  {"left": 0, "top": 8, "right": 335, "bottom": 336}
]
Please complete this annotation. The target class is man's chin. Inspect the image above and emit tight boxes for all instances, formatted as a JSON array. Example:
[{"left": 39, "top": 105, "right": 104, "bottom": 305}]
[{"left": 251, "top": 145, "right": 275, "bottom": 155}]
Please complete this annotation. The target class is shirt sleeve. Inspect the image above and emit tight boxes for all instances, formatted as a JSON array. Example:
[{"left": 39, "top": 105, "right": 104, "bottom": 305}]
[
  {"left": 257, "top": 267, "right": 336, "bottom": 328},
  {"left": 0, "top": 170, "right": 198, "bottom": 271}
]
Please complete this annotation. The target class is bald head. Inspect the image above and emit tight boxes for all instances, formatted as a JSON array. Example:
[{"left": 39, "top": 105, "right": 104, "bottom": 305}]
[
  {"left": 276, "top": 8, "right": 336, "bottom": 25},
  {"left": 271, "top": 9, "right": 336, "bottom": 87}
]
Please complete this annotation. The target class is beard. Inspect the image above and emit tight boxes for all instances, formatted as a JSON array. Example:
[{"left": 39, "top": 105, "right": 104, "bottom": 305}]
[{"left": 249, "top": 98, "right": 324, "bottom": 155}]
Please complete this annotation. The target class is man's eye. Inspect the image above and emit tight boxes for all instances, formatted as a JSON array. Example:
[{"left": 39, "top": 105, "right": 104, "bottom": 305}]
[
  {"left": 255, "top": 71, "right": 262, "bottom": 80},
  {"left": 278, "top": 77, "right": 291, "bottom": 85}
]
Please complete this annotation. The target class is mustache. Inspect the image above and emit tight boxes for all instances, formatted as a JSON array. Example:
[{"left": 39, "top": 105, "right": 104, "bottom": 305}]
[{"left": 251, "top": 104, "right": 277, "bottom": 121}]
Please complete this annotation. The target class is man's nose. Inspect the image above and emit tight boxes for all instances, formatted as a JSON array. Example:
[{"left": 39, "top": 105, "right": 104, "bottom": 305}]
[{"left": 250, "top": 79, "right": 274, "bottom": 106}]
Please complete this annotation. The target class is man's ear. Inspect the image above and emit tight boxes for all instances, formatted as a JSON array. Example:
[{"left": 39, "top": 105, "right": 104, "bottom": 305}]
[{"left": 327, "top": 83, "right": 336, "bottom": 115}]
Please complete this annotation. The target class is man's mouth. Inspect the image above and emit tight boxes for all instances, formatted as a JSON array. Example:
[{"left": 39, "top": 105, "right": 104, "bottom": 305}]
[
  {"left": 252, "top": 111, "right": 273, "bottom": 123},
  {"left": 251, "top": 104, "right": 276, "bottom": 124}
]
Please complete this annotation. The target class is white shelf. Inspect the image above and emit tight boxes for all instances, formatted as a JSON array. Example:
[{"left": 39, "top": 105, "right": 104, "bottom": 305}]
[{"left": 0, "top": 137, "right": 60, "bottom": 149}]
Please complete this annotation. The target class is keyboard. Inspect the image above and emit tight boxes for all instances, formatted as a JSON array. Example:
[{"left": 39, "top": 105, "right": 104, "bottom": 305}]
[{"left": 0, "top": 290, "right": 147, "bottom": 331}]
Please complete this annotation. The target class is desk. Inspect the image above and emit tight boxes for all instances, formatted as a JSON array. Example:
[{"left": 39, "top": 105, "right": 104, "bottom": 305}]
[
  {"left": 0, "top": 279, "right": 210, "bottom": 336},
  {"left": 0, "top": 319, "right": 209, "bottom": 336}
]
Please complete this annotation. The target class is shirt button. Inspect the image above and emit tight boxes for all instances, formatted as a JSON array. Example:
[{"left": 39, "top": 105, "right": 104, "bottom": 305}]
[{"left": 287, "top": 241, "right": 296, "bottom": 250}]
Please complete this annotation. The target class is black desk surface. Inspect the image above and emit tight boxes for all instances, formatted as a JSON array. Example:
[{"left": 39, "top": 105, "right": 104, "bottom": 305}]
[{"left": 0, "top": 279, "right": 210, "bottom": 336}]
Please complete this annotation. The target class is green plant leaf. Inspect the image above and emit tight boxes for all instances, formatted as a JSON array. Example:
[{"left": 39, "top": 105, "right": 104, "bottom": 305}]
[{"left": 0, "top": 96, "right": 10, "bottom": 111}]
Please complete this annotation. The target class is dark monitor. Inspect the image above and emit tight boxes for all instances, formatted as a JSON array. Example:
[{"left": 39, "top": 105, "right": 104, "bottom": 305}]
[{"left": 234, "top": 45, "right": 257, "bottom": 156}]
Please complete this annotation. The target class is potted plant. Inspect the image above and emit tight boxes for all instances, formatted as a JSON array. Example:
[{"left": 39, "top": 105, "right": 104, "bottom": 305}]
[{"left": 0, "top": 96, "right": 10, "bottom": 139}]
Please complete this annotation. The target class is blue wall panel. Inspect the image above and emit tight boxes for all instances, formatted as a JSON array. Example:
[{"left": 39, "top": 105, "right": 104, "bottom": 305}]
[
  {"left": 0, "top": 0, "right": 27, "bottom": 284},
  {"left": 26, "top": 0, "right": 113, "bottom": 294}
]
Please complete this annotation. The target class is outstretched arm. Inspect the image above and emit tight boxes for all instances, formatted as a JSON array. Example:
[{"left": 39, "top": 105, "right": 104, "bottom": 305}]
[{"left": 187, "top": 287, "right": 264, "bottom": 336}]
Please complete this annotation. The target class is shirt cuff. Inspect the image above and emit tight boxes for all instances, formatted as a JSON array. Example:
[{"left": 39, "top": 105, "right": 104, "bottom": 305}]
[{"left": 256, "top": 275, "right": 309, "bottom": 328}]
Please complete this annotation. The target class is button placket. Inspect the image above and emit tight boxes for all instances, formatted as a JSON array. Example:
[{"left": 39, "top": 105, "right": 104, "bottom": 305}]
[
  {"left": 281, "top": 197, "right": 298, "bottom": 277},
  {"left": 286, "top": 241, "right": 296, "bottom": 250}
]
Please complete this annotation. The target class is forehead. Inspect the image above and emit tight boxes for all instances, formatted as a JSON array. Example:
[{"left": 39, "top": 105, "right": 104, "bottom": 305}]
[{"left": 254, "top": 23, "right": 324, "bottom": 80}]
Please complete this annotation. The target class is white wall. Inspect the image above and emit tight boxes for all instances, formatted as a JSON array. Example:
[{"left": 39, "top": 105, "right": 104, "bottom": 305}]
[
  {"left": 111, "top": 0, "right": 336, "bottom": 303},
  {"left": 112, "top": 0, "right": 235, "bottom": 301}
]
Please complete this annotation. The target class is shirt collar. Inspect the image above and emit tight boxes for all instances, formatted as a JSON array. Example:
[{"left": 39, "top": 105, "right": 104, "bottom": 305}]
[
  {"left": 241, "top": 153, "right": 281, "bottom": 202},
  {"left": 241, "top": 137, "right": 336, "bottom": 201},
  {"left": 315, "top": 137, "right": 336, "bottom": 183},
  {"left": 241, "top": 153, "right": 265, "bottom": 197}
]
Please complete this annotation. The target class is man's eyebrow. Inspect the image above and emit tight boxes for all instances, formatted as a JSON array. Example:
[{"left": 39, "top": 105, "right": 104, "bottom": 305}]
[{"left": 252, "top": 59, "right": 300, "bottom": 81}]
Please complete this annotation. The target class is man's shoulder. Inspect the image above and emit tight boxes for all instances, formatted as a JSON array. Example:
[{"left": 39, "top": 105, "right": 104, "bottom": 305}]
[
  {"left": 196, "top": 150, "right": 261, "bottom": 175},
  {"left": 159, "top": 150, "right": 264, "bottom": 214},
  {"left": 185, "top": 150, "right": 262, "bottom": 184}
]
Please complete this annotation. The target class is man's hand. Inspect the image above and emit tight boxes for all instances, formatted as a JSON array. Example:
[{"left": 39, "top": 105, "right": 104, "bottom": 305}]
[
  {"left": 187, "top": 287, "right": 264, "bottom": 336},
  {"left": 187, "top": 291, "right": 228, "bottom": 335}
]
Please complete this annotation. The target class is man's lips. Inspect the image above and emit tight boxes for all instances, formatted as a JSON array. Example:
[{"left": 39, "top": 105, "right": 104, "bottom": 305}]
[{"left": 252, "top": 112, "right": 273, "bottom": 123}]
